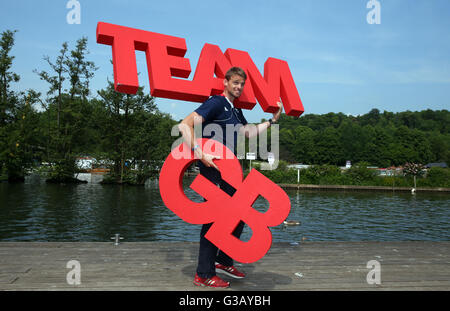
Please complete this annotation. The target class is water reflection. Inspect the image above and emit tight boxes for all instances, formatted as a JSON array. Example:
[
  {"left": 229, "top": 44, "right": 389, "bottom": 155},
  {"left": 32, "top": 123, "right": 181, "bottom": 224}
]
[{"left": 0, "top": 175, "right": 449, "bottom": 242}]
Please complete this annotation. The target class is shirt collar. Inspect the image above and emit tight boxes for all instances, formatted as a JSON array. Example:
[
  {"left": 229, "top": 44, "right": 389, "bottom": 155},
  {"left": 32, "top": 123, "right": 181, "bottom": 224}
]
[{"left": 221, "top": 93, "right": 235, "bottom": 108}]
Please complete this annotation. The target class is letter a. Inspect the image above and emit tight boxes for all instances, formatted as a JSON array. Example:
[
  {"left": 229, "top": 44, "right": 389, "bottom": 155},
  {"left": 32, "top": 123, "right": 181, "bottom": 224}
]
[
  {"left": 366, "top": 260, "right": 381, "bottom": 285},
  {"left": 366, "top": 0, "right": 381, "bottom": 25},
  {"left": 66, "top": 259, "right": 81, "bottom": 285},
  {"left": 66, "top": 0, "right": 81, "bottom": 24}
]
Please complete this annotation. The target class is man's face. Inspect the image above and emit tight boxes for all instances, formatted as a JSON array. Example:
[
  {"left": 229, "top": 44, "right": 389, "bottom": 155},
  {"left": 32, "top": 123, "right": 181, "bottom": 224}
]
[{"left": 224, "top": 74, "right": 246, "bottom": 100}]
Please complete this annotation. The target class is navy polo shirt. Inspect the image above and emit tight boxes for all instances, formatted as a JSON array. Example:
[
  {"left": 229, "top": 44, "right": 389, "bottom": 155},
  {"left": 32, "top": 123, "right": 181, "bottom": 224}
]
[{"left": 194, "top": 95, "right": 248, "bottom": 155}]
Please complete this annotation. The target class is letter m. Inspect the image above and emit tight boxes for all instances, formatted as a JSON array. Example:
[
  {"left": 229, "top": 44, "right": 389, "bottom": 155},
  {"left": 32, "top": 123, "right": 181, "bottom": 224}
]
[{"left": 225, "top": 49, "right": 304, "bottom": 117}]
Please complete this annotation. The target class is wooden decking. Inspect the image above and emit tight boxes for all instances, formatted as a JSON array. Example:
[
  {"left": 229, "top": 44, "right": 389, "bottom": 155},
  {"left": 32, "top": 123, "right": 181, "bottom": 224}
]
[{"left": 0, "top": 241, "right": 449, "bottom": 291}]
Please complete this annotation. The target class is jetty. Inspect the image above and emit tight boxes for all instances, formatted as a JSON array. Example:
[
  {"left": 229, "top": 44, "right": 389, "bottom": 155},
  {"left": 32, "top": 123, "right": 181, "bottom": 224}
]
[{"left": 1, "top": 241, "right": 449, "bottom": 291}]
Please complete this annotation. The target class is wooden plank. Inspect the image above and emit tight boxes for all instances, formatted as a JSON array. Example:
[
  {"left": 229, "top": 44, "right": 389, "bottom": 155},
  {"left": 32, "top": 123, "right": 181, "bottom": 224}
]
[{"left": 0, "top": 242, "right": 448, "bottom": 291}]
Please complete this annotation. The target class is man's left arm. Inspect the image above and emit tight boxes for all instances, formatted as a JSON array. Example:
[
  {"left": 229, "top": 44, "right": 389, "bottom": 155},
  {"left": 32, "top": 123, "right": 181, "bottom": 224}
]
[{"left": 240, "top": 101, "right": 283, "bottom": 138}]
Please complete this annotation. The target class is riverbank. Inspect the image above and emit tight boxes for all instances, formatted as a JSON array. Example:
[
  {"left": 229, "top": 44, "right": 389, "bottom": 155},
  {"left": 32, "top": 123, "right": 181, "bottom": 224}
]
[
  {"left": 4, "top": 172, "right": 450, "bottom": 193},
  {"left": 257, "top": 164, "right": 450, "bottom": 191},
  {"left": 278, "top": 183, "right": 450, "bottom": 193},
  {"left": 1, "top": 241, "right": 448, "bottom": 290}
]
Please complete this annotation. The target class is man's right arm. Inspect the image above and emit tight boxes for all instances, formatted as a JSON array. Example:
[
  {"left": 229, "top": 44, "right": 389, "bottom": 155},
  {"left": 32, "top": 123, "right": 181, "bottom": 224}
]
[{"left": 178, "top": 111, "right": 220, "bottom": 170}]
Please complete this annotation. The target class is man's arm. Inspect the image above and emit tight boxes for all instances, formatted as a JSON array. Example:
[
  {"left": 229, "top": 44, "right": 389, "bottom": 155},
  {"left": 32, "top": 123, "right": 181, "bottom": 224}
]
[
  {"left": 240, "top": 101, "right": 283, "bottom": 138},
  {"left": 178, "top": 111, "right": 220, "bottom": 170}
]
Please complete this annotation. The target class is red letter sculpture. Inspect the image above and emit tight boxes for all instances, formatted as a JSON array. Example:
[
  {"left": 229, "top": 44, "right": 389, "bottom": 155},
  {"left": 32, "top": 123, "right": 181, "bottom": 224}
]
[
  {"left": 96, "top": 22, "right": 304, "bottom": 117},
  {"left": 159, "top": 139, "right": 291, "bottom": 263}
]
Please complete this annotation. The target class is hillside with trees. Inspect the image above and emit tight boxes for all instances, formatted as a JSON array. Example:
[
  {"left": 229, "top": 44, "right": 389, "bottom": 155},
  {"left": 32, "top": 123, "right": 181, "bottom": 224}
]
[{"left": 277, "top": 109, "right": 449, "bottom": 168}]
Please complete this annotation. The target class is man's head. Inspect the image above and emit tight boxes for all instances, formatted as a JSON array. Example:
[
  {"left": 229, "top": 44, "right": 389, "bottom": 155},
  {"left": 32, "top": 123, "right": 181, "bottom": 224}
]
[
  {"left": 224, "top": 67, "right": 247, "bottom": 101},
  {"left": 225, "top": 67, "right": 247, "bottom": 81}
]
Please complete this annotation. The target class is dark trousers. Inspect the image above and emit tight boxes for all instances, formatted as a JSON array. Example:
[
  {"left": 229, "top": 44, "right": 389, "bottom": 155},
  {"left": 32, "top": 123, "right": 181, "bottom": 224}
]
[{"left": 196, "top": 166, "right": 245, "bottom": 278}]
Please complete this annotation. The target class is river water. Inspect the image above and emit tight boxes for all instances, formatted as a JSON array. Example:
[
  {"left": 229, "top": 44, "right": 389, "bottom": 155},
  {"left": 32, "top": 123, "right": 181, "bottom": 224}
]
[{"left": 0, "top": 174, "right": 449, "bottom": 242}]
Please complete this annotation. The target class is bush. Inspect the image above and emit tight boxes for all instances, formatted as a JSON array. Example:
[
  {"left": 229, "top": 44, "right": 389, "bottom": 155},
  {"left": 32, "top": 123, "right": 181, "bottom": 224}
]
[
  {"left": 344, "top": 162, "right": 376, "bottom": 185},
  {"left": 259, "top": 168, "right": 298, "bottom": 184},
  {"left": 373, "top": 176, "right": 413, "bottom": 187},
  {"left": 45, "top": 159, "right": 86, "bottom": 184},
  {"left": 300, "top": 165, "right": 340, "bottom": 184},
  {"left": 420, "top": 167, "right": 450, "bottom": 188},
  {"left": 276, "top": 160, "right": 289, "bottom": 171},
  {"left": 258, "top": 163, "right": 450, "bottom": 188}
]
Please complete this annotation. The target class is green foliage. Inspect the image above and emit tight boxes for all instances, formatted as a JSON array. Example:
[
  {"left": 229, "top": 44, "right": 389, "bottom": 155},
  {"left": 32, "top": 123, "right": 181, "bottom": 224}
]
[
  {"left": 344, "top": 162, "right": 377, "bottom": 185},
  {"left": 259, "top": 168, "right": 298, "bottom": 184},
  {"left": 260, "top": 165, "right": 449, "bottom": 188},
  {"left": 421, "top": 167, "right": 450, "bottom": 188},
  {"left": 31, "top": 38, "right": 100, "bottom": 182},
  {"left": 96, "top": 81, "right": 176, "bottom": 184},
  {"left": 301, "top": 165, "right": 342, "bottom": 185},
  {"left": 45, "top": 159, "right": 85, "bottom": 184},
  {"left": 0, "top": 30, "right": 179, "bottom": 184},
  {"left": 0, "top": 30, "right": 42, "bottom": 181},
  {"left": 0, "top": 29, "right": 20, "bottom": 125},
  {"left": 278, "top": 109, "right": 450, "bottom": 167}
]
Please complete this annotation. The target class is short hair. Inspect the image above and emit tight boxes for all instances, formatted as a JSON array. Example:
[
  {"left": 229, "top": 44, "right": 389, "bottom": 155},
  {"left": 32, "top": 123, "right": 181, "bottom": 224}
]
[{"left": 225, "top": 67, "right": 247, "bottom": 81}]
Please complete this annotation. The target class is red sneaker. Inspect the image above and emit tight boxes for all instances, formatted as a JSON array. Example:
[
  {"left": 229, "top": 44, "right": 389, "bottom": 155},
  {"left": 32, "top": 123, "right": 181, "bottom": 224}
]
[
  {"left": 193, "top": 274, "right": 230, "bottom": 288},
  {"left": 215, "top": 263, "right": 246, "bottom": 279}
]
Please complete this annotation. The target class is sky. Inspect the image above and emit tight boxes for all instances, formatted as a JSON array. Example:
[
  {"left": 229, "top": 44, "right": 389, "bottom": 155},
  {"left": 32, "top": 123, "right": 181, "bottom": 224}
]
[{"left": 1, "top": 0, "right": 449, "bottom": 123}]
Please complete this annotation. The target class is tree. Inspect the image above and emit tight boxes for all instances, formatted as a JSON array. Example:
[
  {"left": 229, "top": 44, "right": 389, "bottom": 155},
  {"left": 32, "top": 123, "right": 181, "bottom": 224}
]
[
  {"left": 65, "top": 37, "right": 97, "bottom": 101},
  {"left": 339, "top": 120, "right": 362, "bottom": 163},
  {"left": 0, "top": 30, "right": 20, "bottom": 126},
  {"left": 97, "top": 80, "right": 175, "bottom": 184},
  {"left": 292, "top": 126, "right": 316, "bottom": 163},
  {"left": 403, "top": 162, "right": 425, "bottom": 189},
  {"left": 34, "top": 42, "right": 68, "bottom": 131},
  {"left": 279, "top": 128, "right": 297, "bottom": 162},
  {"left": 371, "top": 126, "right": 392, "bottom": 167},
  {"left": 1, "top": 91, "right": 41, "bottom": 181},
  {"left": 314, "top": 127, "right": 343, "bottom": 165},
  {"left": 0, "top": 29, "right": 35, "bottom": 181},
  {"left": 34, "top": 38, "right": 97, "bottom": 183},
  {"left": 428, "top": 132, "right": 449, "bottom": 163}
]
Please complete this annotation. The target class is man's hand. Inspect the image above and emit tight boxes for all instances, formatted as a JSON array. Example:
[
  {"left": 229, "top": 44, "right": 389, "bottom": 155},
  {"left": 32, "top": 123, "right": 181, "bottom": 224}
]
[
  {"left": 196, "top": 149, "right": 220, "bottom": 170},
  {"left": 272, "top": 101, "right": 283, "bottom": 122}
]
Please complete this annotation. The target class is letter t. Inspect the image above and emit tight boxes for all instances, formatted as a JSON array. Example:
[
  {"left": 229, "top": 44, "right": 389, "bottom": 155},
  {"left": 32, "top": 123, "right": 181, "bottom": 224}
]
[{"left": 96, "top": 22, "right": 139, "bottom": 94}]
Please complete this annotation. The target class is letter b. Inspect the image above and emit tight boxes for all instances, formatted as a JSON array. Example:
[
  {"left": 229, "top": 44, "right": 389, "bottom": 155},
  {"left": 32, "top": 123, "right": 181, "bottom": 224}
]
[{"left": 204, "top": 169, "right": 291, "bottom": 263}]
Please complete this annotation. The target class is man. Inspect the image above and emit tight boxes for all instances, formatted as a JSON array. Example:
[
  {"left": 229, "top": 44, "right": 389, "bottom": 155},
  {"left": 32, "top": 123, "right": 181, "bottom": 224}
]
[{"left": 178, "top": 66, "right": 282, "bottom": 288}]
